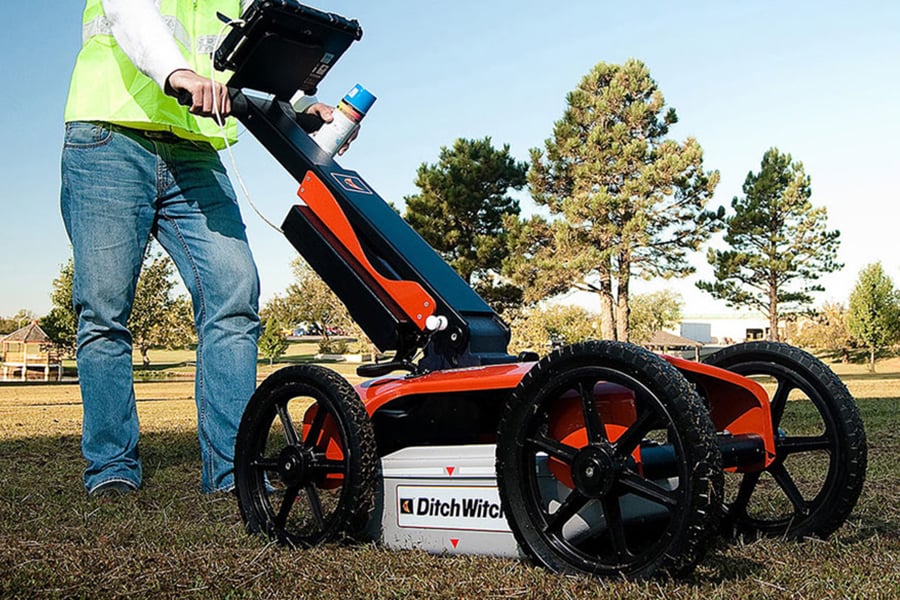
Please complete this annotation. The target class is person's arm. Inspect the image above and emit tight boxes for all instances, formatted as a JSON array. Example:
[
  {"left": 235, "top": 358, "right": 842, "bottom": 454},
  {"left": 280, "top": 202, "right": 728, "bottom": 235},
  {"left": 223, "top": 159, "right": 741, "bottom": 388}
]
[
  {"left": 101, "top": 0, "right": 188, "bottom": 92},
  {"left": 101, "top": 0, "right": 229, "bottom": 117}
]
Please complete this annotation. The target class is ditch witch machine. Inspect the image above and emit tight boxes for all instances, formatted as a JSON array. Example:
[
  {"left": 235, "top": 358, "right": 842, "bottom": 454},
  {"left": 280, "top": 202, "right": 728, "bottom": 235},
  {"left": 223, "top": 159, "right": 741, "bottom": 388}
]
[{"left": 214, "top": 1, "right": 867, "bottom": 578}]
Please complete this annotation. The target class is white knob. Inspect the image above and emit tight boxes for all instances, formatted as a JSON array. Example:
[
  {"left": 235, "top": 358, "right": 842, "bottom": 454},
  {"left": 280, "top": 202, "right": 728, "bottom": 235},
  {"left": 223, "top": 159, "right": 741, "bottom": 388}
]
[{"left": 425, "top": 315, "right": 449, "bottom": 331}]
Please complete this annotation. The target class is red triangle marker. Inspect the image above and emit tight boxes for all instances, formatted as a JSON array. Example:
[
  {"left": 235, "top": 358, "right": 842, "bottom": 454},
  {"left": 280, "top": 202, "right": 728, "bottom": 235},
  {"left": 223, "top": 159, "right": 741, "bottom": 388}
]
[
  {"left": 445, "top": 466, "right": 455, "bottom": 476},
  {"left": 450, "top": 538, "right": 459, "bottom": 548}
]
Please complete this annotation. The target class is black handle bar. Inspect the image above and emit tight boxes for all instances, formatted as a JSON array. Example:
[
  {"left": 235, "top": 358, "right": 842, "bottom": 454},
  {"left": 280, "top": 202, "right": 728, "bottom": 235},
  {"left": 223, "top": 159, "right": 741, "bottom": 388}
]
[{"left": 176, "top": 87, "right": 325, "bottom": 133}]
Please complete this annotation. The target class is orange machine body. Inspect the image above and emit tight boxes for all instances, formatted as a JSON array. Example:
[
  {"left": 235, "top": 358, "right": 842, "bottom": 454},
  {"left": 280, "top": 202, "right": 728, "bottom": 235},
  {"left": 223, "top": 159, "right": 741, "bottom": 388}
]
[{"left": 355, "top": 357, "right": 776, "bottom": 473}]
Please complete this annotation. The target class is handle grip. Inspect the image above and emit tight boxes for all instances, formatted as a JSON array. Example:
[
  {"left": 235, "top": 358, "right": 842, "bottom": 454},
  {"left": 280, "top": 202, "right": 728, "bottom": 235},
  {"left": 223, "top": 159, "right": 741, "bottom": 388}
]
[
  {"left": 295, "top": 111, "right": 326, "bottom": 133},
  {"left": 176, "top": 90, "right": 193, "bottom": 106}
]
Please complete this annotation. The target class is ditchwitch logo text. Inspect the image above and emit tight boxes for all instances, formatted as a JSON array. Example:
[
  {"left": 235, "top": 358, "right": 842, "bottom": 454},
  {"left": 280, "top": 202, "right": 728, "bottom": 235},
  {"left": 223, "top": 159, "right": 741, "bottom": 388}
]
[{"left": 401, "top": 496, "right": 505, "bottom": 519}]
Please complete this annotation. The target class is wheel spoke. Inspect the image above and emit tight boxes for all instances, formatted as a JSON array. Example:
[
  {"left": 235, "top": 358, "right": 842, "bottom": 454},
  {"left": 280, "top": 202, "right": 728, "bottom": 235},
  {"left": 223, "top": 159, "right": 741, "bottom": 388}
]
[
  {"left": 578, "top": 380, "right": 607, "bottom": 444},
  {"left": 613, "top": 410, "right": 655, "bottom": 456},
  {"left": 526, "top": 433, "right": 578, "bottom": 464},
  {"left": 601, "top": 495, "right": 630, "bottom": 559},
  {"left": 274, "top": 484, "right": 300, "bottom": 529},
  {"left": 779, "top": 435, "right": 832, "bottom": 455},
  {"left": 304, "top": 406, "right": 328, "bottom": 450},
  {"left": 250, "top": 457, "right": 280, "bottom": 471},
  {"left": 544, "top": 489, "right": 589, "bottom": 535},
  {"left": 726, "top": 470, "right": 761, "bottom": 521},
  {"left": 618, "top": 470, "right": 679, "bottom": 507},
  {"left": 312, "top": 458, "right": 346, "bottom": 474},
  {"left": 770, "top": 379, "right": 793, "bottom": 429},
  {"left": 305, "top": 484, "right": 325, "bottom": 528},
  {"left": 769, "top": 463, "right": 808, "bottom": 515},
  {"left": 276, "top": 403, "right": 301, "bottom": 446}
]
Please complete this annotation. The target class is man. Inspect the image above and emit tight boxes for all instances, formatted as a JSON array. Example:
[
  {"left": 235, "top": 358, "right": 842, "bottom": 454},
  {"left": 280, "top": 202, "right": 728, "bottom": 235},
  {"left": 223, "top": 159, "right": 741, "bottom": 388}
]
[{"left": 62, "top": 0, "right": 332, "bottom": 496}]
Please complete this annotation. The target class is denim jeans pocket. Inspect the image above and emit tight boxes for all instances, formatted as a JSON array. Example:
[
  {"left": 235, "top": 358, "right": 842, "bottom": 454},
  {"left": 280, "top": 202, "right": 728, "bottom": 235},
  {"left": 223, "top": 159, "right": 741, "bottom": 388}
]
[{"left": 64, "top": 121, "right": 114, "bottom": 148}]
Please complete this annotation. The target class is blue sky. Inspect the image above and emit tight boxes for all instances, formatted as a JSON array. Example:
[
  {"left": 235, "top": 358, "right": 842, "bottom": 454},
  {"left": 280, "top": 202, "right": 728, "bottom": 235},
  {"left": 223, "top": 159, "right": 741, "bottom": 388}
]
[{"left": 1, "top": 1, "right": 897, "bottom": 318}]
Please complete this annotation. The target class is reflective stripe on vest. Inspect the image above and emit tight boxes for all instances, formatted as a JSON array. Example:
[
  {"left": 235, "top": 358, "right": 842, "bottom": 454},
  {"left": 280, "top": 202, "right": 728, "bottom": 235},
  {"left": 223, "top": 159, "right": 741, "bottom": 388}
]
[
  {"left": 82, "top": 15, "right": 211, "bottom": 57},
  {"left": 65, "top": 0, "right": 241, "bottom": 149}
]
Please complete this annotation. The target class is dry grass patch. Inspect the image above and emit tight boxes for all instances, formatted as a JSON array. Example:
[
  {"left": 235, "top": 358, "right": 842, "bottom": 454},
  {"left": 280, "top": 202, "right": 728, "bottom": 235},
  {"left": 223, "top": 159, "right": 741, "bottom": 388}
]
[{"left": 0, "top": 358, "right": 897, "bottom": 598}]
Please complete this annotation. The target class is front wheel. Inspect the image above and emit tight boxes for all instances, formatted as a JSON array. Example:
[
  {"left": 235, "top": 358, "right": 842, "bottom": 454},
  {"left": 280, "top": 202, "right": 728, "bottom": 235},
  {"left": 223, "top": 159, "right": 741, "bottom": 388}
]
[
  {"left": 234, "top": 365, "right": 378, "bottom": 546},
  {"left": 705, "top": 341, "right": 867, "bottom": 539},
  {"left": 496, "top": 341, "right": 722, "bottom": 579}
]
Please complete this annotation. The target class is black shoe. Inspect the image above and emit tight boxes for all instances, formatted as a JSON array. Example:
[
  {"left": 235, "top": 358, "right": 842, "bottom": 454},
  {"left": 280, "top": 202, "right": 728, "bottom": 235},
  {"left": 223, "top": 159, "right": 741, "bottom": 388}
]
[{"left": 88, "top": 480, "right": 137, "bottom": 498}]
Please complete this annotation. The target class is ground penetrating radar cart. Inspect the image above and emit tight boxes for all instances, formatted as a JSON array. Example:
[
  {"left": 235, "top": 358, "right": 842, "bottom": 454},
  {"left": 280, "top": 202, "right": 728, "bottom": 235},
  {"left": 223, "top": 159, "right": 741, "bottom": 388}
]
[{"left": 215, "top": 1, "right": 868, "bottom": 578}]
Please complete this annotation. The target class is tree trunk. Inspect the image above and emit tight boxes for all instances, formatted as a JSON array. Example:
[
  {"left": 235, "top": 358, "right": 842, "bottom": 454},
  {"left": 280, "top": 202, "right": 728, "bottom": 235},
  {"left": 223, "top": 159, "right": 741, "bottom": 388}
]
[
  {"left": 869, "top": 347, "right": 876, "bottom": 373},
  {"left": 615, "top": 253, "right": 631, "bottom": 342},
  {"left": 768, "top": 282, "right": 779, "bottom": 341},
  {"left": 597, "top": 268, "right": 616, "bottom": 340}
]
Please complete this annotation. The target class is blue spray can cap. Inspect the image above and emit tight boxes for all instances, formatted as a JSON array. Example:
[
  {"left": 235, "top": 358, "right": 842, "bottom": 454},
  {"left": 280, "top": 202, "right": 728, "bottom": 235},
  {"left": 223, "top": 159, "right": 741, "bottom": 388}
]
[{"left": 342, "top": 84, "right": 377, "bottom": 115}]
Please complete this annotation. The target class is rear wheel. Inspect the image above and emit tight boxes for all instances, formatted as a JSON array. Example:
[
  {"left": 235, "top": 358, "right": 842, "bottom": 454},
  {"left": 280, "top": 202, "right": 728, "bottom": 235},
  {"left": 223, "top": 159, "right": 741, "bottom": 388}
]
[
  {"left": 234, "top": 365, "right": 378, "bottom": 546},
  {"left": 496, "top": 341, "right": 722, "bottom": 578},
  {"left": 705, "top": 341, "right": 867, "bottom": 539}
]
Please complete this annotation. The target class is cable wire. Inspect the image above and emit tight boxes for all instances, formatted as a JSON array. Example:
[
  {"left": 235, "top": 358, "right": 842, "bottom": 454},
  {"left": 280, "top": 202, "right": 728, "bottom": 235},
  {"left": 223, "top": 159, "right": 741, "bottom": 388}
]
[{"left": 210, "top": 18, "right": 284, "bottom": 234}]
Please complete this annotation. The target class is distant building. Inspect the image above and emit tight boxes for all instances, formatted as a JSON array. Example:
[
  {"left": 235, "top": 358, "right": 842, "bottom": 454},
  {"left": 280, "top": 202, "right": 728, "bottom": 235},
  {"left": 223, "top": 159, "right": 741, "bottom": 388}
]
[
  {"left": 645, "top": 330, "right": 703, "bottom": 361},
  {"left": 678, "top": 312, "right": 772, "bottom": 345},
  {"left": 1, "top": 321, "right": 63, "bottom": 382}
]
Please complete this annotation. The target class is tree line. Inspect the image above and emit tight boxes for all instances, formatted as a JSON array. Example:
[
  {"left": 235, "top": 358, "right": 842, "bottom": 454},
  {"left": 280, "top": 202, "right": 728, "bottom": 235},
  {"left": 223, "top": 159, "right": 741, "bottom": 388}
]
[{"left": 4, "top": 58, "right": 898, "bottom": 369}]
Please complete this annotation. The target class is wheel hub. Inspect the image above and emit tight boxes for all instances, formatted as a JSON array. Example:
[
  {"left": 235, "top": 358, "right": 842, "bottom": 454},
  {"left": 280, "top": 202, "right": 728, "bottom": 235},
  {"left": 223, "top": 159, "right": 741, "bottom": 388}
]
[
  {"left": 278, "top": 445, "right": 313, "bottom": 487},
  {"left": 572, "top": 443, "right": 624, "bottom": 498}
]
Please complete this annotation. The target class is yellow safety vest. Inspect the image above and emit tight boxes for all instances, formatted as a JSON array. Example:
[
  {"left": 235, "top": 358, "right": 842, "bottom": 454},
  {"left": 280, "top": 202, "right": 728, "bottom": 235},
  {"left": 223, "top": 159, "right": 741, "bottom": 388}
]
[{"left": 64, "top": 0, "right": 241, "bottom": 149}]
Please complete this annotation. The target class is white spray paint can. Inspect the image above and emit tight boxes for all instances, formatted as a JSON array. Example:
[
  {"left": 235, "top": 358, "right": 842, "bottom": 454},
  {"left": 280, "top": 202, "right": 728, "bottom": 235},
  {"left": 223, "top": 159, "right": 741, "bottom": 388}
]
[{"left": 312, "top": 83, "right": 376, "bottom": 156}]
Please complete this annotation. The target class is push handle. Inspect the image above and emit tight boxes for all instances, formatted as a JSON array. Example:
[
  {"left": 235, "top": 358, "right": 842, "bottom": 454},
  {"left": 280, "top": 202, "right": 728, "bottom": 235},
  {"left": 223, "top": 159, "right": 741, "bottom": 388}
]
[{"left": 176, "top": 87, "right": 323, "bottom": 132}]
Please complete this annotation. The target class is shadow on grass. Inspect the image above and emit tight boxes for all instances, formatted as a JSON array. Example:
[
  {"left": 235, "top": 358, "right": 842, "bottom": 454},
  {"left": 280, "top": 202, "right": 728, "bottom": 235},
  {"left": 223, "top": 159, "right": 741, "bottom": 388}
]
[
  {"left": 690, "top": 548, "right": 766, "bottom": 584},
  {"left": 840, "top": 515, "right": 900, "bottom": 543},
  {"left": 0, "top": 430, "right": 205, "bottom": 496}
]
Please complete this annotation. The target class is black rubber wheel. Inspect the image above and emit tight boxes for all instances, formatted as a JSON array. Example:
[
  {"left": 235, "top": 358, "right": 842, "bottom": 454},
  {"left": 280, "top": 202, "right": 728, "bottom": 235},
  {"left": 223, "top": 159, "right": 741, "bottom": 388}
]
[
  {"left": 496, "top": 341, "right": 722, "bottom": 579},
  {"left": 235, "top": 365, "right": 378, "bottom": 547},
  {"left": 704, "top": 341, "right": 867, "bottom": 539}
]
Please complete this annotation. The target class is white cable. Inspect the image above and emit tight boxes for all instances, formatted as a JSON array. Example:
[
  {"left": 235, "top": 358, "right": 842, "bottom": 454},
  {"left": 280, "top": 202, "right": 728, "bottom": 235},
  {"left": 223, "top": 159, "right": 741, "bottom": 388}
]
[{"left": 210, "top": 18, "right": 284, "bottom": 234}]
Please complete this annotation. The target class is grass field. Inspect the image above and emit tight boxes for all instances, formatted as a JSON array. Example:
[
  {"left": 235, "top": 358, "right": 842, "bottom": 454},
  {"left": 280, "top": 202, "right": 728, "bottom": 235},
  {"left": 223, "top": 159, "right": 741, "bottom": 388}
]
[{"left": 1, "top": 350, "right": 898, "bottom": 599}]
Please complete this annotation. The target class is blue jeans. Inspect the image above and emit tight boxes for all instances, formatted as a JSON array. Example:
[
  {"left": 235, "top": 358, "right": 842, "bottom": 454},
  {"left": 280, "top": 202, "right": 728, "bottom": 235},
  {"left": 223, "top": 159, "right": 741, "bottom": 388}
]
[{"left": 60, "top": 121, "right": 260, "bottom": 494}]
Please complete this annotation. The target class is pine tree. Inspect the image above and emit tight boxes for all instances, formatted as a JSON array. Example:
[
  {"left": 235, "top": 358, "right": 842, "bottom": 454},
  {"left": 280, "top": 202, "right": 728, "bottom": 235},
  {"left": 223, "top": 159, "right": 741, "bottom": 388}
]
[
  {"left": 510, "top": 59, "right": 720, "bottom": 340},
  {"left": 698, "top": 148, "right": 841, "bottom": 341},
  {"left": 404, "top": 137, "right": 527, "bottom": 311}
]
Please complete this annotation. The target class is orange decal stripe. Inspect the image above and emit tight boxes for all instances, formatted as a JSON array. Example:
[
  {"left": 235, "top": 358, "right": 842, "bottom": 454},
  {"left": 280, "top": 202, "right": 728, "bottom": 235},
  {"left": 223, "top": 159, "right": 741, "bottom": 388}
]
[{"left": 298, "top": 171, "right": 435, "bottom": 329}]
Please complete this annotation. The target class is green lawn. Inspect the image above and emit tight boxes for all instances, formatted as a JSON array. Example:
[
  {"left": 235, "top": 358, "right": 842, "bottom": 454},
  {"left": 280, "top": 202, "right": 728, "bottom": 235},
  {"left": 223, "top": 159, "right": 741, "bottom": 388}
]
[{"left": 0, "top": 355, "right": 897, "bottom": 598}]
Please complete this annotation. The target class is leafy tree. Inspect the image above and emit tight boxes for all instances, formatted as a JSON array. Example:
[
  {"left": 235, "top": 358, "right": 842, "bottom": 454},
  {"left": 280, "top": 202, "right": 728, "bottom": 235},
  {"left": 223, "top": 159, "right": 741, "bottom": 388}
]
[
  {"left": 43, "top": 250, "right": 195, "bottom": 367},
  {"left": 404, "top": 137, "right": 528, "bottom": 311},
  {"left": 0, "top": 309, "right": 37, "bottom": 336},
  {"left": 507, "top": 304, "right": 597, "bottom": 355},
  {"left": 792, "top": 301, "right": 855, "bottom": 362},
  {"left": 258, "top": 317, "right": 289, "bottom": 365},
  {"left": 698, "top": 148, "right": 841, "bottom": 341},
  {"left": 0, "top": 317, "right": 17, "bottom": 335},
  {"left": 262, "top": 258, "right": 366, "bottom": 353},
  {"left": 2, "top": 309, "right": 37, "bottom": 336},
  {"left": 130, "top": 252, "right": 195, "bottom": 367},
  {"left": 847, "top": 262, "right": 900, "bottom": 372},
  {"left": 629, "top": 290, "right": 684, "bottom": 346},
  {"left": 40, "top": 259, "right": 77, "bottom": 354},
  {"left": 510, "top": 59, "right": 720, "bottom": 341}
]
